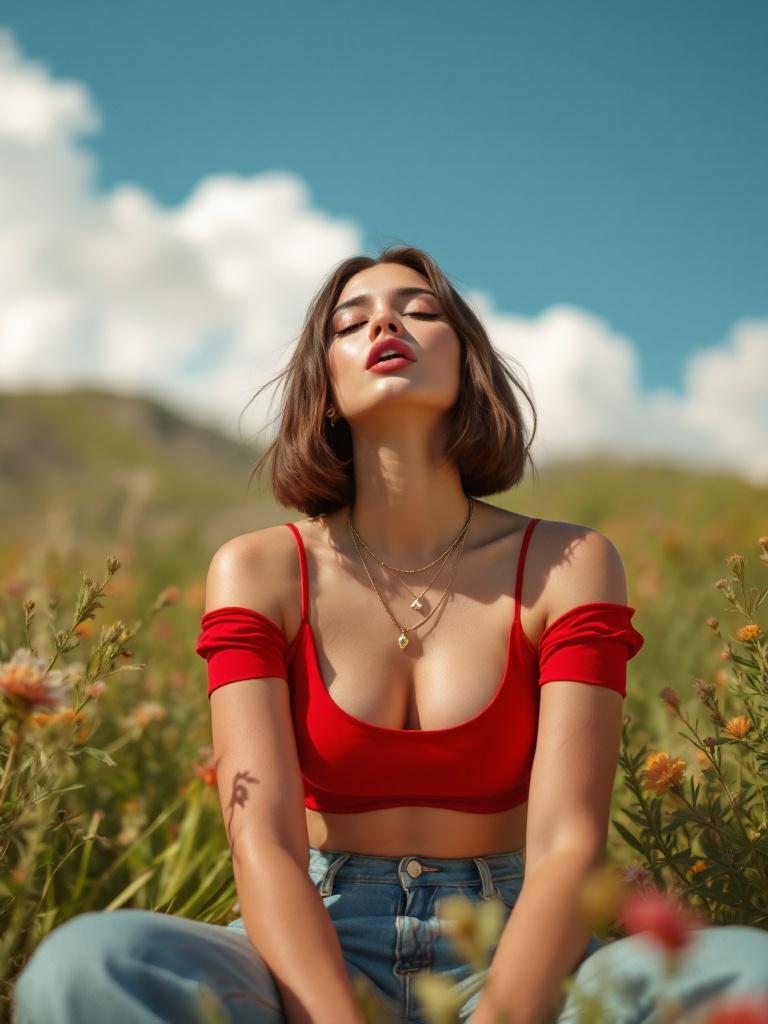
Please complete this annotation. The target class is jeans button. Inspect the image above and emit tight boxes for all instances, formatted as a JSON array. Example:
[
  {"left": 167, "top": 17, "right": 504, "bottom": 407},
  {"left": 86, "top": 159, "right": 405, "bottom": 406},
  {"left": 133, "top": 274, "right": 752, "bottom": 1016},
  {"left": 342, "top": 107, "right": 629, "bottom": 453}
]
[{"left": 406, "top": 859, "right": 423, "bottom": 878}]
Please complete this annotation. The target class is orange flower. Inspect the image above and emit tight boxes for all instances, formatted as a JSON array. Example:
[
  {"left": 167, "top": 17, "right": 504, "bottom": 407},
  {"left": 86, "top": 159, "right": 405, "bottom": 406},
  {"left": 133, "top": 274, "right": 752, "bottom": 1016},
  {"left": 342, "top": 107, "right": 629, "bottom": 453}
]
[
  {"left": 30, "top": 708, "right": 91, "bottom": 741},
  {"left": 690, "top": 860, "right": 708, "bottom": 875},
  {"left": 619, "top": 889, "right": 704, "bottom": 952},
  {"left": 695, "top": 750, "right": 715, "bottom": 771},
  {"left": 725, "top": 715, "right": 752, "bottom": 739},
  {"left": 0, "top": 649, "right": 74, "bottom": 709},
  {"left": 735, "top": 624, "right": 761, "bottom": 643},
  {"left": 74, "top": 620, "right": 95, "bottom": 639},
  {"left": 194, "top": 747, "right": 218, "bottom": 788},
  {"left": 131, "top": 701, "right": 167, "bottom": 727},
  {"left": 642, "top": 752, "right": 686, "bottom": 795}
]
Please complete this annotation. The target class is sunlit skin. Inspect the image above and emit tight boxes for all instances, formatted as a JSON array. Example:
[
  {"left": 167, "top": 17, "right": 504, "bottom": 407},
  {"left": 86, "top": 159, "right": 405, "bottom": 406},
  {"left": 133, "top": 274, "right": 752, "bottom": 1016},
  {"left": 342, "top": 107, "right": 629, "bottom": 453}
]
[
  {"left": 295, "top": 262, "right": 534, "bottom": 857},
  {"left": 326, "top": 261, "right": 467, "bottom": 563}
]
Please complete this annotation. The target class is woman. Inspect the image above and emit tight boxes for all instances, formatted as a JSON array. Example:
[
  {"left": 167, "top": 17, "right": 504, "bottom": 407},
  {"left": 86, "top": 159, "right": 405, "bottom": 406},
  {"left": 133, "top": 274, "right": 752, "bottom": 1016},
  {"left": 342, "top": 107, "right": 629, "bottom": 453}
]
[{"left": 14, "top": 246, "right": 768, "bottom": 1024}]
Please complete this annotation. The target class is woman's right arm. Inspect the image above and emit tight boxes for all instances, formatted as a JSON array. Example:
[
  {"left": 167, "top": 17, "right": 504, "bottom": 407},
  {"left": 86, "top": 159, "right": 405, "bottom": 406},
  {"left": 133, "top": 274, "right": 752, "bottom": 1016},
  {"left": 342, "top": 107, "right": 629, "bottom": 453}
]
[{"left": 205, "top": 533, "right": 366, "bottom": 1024}]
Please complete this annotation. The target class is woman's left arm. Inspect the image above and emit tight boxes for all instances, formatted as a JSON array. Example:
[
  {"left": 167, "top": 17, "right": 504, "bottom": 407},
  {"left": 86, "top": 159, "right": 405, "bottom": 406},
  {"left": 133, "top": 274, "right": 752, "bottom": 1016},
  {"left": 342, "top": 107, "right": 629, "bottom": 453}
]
[{"left": 472, "top": 528, "right": 632, "bottom": 1024}]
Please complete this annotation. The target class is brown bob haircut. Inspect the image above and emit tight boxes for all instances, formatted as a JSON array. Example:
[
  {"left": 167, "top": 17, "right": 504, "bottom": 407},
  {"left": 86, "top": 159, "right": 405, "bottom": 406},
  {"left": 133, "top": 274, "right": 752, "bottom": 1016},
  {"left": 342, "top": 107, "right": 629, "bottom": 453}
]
[{"left": 246, "top": 244, "right": 538, "bottom": 517}]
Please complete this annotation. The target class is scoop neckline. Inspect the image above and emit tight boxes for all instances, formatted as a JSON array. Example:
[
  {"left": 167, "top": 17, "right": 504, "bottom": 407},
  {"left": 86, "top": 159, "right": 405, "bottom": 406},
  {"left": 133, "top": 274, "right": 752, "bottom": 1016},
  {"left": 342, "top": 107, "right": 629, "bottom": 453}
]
[{"left": 297, "top": 613, "right": 535, "bottom": 737}]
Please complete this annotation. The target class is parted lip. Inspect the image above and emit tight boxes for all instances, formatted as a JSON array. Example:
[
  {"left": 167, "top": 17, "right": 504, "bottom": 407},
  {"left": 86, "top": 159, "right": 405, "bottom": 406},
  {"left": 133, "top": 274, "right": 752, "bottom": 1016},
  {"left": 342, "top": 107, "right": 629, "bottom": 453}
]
[{"left": 365, "top": 337, "right": 417, "bottom": 370}]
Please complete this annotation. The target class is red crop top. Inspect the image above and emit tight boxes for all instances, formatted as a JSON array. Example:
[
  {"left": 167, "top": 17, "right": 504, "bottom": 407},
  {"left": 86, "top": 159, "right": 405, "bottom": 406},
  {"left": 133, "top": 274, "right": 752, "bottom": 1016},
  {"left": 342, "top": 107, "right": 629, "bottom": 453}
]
[{"left": 195, "top": 517, "right": 645, "bottom": 814}]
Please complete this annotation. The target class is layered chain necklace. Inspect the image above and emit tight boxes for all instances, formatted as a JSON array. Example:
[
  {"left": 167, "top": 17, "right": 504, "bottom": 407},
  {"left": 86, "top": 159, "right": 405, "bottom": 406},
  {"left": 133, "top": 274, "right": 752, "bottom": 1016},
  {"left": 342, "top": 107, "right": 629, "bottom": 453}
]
[{"left": 346, "top": 497, "right": 476, "bottom": 649}]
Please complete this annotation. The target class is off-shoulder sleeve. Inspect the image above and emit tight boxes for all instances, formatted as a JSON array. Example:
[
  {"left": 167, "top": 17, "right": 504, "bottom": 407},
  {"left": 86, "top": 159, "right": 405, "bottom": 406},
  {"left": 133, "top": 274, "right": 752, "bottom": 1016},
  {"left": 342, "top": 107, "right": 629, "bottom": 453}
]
[
  {"left": 195, "top": 606, "right": 289, "bottom": 698},
  {"left": 537, "top": 601, "right": 645, "bottom": 699}
]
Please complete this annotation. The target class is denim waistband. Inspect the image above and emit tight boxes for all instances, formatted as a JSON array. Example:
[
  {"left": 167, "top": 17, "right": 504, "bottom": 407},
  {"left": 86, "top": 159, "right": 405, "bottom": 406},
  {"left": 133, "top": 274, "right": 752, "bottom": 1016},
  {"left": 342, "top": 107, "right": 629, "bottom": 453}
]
[{"left": 309, "top": 845, "right": 526, "bottom": 898}]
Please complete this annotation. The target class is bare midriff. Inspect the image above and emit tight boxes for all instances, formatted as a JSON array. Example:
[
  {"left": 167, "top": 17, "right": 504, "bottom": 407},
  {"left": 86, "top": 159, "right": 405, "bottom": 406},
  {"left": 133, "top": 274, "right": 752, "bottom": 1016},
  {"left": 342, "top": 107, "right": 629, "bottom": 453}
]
[{"left": 305, "top": 802, "right": 528, "bottom": 858}]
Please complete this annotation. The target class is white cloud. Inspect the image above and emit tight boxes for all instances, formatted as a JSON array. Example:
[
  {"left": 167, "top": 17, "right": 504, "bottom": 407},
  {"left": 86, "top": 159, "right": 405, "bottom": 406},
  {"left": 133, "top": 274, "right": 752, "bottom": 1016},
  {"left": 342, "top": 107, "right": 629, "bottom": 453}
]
[{"left": 0, "top": 27, "right": 766, "bottom": 486}]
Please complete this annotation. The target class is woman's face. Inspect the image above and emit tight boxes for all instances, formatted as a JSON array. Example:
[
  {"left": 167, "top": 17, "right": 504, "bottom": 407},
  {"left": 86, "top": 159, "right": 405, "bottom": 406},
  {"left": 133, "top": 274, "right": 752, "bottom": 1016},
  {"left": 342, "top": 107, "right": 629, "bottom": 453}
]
[{"left": 326, "top": 262, "right": 462, "bottom": 429}]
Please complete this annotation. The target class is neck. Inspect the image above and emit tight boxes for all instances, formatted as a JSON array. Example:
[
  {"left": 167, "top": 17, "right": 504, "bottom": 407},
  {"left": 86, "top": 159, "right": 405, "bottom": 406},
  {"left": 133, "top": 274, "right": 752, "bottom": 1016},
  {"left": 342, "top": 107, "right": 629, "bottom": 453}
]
[{"left": 345, "top": 422, "right": 472, "bottom": 566}]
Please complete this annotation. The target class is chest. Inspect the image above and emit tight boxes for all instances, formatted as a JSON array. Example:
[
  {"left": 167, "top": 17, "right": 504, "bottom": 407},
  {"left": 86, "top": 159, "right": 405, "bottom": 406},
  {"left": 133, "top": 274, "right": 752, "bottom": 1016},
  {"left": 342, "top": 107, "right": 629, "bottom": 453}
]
[{"left": 286, "top": 539, "right": 546, "bottom": 732}]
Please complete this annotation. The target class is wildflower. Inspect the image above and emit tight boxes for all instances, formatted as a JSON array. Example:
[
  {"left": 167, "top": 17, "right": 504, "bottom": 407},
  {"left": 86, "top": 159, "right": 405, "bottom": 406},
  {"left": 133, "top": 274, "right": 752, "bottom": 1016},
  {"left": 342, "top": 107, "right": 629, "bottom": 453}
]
[
  {"left": 578, "top": 865, "right": 626, "bottom": 932},
  {"left": 435, "top": 893, "right": 504, "bottom": 973},
  {"left": 693, "top": 678, "right": 717, "bottom": 702},
  {"left": 106, "top": 556, "right": 121, "bottom": 574},
  {"left": 86, "top": 681, "right": 106, "bottom": 698},
  {"left": 690, "top": 861, "right": 708, "bottom": 875},
  {"left": 132, "top": 701, "right": 167, "bottom": 727},
  {"left": 621, "top": 863, "right": 654, "bottom": 890},
  {"left": 74, "top": 620, "right": 95, "bottom": 639},
  {"left": 156, "top": 585, "right": 180, "bottom": 608},
  {"left": 194, "top": 747, "right": 218, "bottom": 788},
  {"left": 702, "top": 736, "right": 718, "bottom": 750},
  {"left": 619, "top": 889, "right": 704, "bottom": 953},
  {"left": 705, "top": 994, "right": 768, "bottom": 1024},
  {"left": 714, "top": 668, "right": 730, "bottom": 693},
  {"left": 719, "top": 648, "right": 733, "bottom": 661},
  {"left": 714, "top": 578, "right": 733, "bottom": 595},
  {"left": 642, "top": 752, "right": 686, "bottom": 795},
  {"left": 735, "top": 624, "right": 761, "bottom": 643},
  {"left": 725, "top": 715, "right": 752, "bottom": 740},
  {"left": 0, "top": 649, "right": 74, "bottom": 709},
  {"left": 706, "top": 617, "right": 720, "bottom": 631},
  {"left": 411, "top": 973, "right": 464, "bottom": 1024},
  {"left": 725, "top": 554, "right": 745, "bottom": 580},
  {"left": 29, "top": 708, "right": 92, "bottom": 741},
  {"left": 659, "top": 686, "right": 681, "bottom": 711},
  {"left": 695, "top": 750, "right": 715, "bottom": 771}
]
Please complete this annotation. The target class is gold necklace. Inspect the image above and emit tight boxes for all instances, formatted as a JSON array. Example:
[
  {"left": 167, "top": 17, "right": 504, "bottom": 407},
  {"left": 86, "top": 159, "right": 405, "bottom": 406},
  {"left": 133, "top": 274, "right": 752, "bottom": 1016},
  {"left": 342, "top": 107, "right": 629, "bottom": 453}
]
[
  {"left": 349, "top": 505, "right": 473, "bottom": 610},
  {"left": 346, "top": 501, "right": 474, "bottom": 649},
  {"left": 347, "top": 497, "right": 475, "bottom": 574}
]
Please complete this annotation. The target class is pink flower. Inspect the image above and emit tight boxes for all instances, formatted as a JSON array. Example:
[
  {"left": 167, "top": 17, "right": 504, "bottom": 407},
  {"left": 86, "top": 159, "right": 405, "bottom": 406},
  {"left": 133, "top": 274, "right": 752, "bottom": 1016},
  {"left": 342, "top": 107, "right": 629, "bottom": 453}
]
[{"left": 0, "top": 649, "right": 74, "bottom": 709}]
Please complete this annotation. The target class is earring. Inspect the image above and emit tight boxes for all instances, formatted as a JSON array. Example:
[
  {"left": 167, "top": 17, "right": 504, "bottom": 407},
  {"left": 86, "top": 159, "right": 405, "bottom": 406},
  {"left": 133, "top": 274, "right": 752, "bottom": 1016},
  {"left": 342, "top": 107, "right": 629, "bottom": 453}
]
[{"left": 326, "top": 406, "right": 337, "bottom": 426}]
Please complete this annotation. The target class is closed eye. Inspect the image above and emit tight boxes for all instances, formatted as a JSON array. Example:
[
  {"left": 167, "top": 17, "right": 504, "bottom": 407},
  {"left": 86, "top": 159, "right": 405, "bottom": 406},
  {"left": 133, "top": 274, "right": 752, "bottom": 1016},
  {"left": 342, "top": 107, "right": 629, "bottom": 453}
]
[{"left": 334, "top": 312, "right": 441, "bottom": 337}]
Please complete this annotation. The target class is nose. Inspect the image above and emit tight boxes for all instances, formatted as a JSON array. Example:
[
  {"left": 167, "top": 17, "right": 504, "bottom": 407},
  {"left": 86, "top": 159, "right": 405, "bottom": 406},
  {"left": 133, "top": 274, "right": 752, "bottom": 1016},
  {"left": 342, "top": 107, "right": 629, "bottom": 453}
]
[{"left": 369, "top": 306, "right": 403, "bottom": 338}]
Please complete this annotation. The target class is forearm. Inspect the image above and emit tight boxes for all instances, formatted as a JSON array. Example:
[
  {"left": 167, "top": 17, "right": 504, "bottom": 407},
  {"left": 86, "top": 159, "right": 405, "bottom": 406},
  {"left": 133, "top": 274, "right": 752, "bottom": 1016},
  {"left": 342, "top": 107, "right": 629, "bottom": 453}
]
[
  {"left": 474, "top": 847, "right": 601, "bottom": 1024},
  {"left": 233, "top": 839, "right": 364, "bottom": 1024}
]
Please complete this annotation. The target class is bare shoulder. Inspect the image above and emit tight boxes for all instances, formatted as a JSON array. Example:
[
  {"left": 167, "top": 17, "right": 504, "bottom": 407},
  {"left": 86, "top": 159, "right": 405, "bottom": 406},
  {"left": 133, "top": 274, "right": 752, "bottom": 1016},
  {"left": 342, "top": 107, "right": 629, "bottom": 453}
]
[
  {"left": 203, "top": 521, "right": 304, "bottom": 633},
  {"left": 531, "top": 517, "right": 630, "bottom": 624}
]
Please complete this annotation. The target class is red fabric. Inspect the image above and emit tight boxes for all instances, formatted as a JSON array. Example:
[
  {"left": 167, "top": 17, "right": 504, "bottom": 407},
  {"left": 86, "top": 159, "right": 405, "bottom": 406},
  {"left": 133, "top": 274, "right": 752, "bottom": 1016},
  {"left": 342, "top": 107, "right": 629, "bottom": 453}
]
[
  {"left": 538, "top": 602, "right": 645, "bottom": 699},
  {"left": 194, "top": 519, "right": 645, "bottom": 813},
  {"left": 195, "top": 606, "right": 288, "bottom": 690}
]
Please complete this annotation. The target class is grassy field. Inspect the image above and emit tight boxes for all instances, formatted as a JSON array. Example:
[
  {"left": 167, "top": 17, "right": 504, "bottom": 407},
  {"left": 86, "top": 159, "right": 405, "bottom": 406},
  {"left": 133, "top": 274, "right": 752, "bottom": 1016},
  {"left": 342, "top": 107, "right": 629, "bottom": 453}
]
[{"left": 1, "top": 388, "right": 767, "bottom": 1022}]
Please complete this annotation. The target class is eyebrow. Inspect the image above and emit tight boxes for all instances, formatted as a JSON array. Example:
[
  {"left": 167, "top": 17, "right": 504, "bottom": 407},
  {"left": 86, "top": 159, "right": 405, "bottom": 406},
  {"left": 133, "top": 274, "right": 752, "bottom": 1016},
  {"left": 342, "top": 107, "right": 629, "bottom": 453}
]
[{"left": 331, "top": 286, "right": 438, "bottom": 318}]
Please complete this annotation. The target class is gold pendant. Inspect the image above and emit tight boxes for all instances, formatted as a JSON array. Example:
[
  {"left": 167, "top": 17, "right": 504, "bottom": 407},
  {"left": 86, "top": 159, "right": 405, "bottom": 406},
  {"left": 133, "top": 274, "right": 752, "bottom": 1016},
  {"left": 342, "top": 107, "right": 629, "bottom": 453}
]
[
  {"left": 397, "top": 631, "right": 409, "bottom": 649},
  {"left": 410, "top": 597, "right": 423, "bottom": 610}
]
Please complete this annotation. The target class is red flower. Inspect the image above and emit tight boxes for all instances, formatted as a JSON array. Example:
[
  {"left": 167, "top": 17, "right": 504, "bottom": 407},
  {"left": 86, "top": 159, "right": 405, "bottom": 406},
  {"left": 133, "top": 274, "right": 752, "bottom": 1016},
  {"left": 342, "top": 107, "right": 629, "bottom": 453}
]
[
  {"left": 619, "top": 889, "right": 705, "bottom": 952},
  {"left": 705, "top": 994, "right": 768, "bottom": 1024}
]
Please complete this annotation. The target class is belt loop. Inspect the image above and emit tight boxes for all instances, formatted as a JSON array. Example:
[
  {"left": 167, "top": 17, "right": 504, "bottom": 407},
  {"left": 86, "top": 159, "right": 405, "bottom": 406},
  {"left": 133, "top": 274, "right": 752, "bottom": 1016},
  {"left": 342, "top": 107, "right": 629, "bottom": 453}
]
[
  {"left": 473, "top": 856, "right": 494, "bottom": 899},
  {"left": 319, "top": 852, "right": 351, "bottom": 896}
]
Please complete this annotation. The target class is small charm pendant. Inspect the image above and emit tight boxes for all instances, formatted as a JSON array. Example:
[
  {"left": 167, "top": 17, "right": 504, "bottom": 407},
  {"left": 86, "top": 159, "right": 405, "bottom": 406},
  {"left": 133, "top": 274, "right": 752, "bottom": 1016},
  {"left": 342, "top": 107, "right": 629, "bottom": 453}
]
[
  {"left": 397, "top": 631, "right": 409, "bottom": 650},
  {"left": 410, "top": 597, "right": 423, "bottom": 610}
]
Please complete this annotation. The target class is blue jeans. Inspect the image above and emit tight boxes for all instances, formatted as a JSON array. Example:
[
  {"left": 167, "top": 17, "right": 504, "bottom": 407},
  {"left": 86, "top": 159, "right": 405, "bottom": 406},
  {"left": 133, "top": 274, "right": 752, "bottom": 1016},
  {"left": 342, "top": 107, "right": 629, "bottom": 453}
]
[{"left": 13, "top": 845, "right": 768, "bottom": 1023}]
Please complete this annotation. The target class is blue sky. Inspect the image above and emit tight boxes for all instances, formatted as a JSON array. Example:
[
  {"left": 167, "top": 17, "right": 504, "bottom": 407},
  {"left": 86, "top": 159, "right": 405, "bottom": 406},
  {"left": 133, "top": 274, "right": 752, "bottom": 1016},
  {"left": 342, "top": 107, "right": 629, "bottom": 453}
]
[
  {"left": 1, "top": 3, "right": 766, "bottom": 481},
  {"left": 5, "top": 0, "right": 766, "bottom": 391}
]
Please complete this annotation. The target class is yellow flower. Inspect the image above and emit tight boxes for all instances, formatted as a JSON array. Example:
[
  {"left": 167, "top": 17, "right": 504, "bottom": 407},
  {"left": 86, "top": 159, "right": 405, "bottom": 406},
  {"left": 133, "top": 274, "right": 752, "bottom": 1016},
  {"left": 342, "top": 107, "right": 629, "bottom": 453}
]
[
  {"left": 578, "top": 865, "right": 627, "bottom": 932},
  {"left": 735, "top": 623, "right": 761, "bottom": 643},
  {"left": 725, "top": 715, "right": 751, "bottom": 739},
  {"left": 642, "top": 752, "right": 686, "bottom": 795}
]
